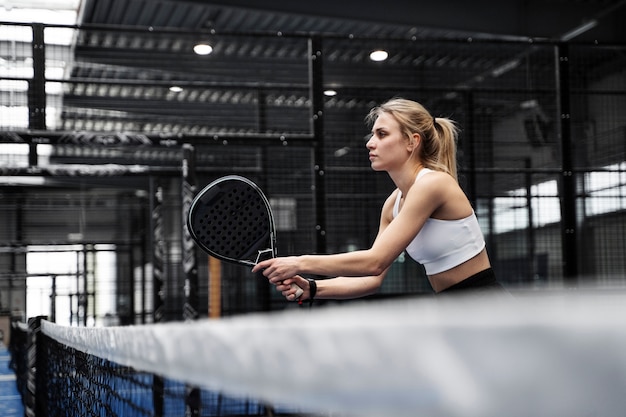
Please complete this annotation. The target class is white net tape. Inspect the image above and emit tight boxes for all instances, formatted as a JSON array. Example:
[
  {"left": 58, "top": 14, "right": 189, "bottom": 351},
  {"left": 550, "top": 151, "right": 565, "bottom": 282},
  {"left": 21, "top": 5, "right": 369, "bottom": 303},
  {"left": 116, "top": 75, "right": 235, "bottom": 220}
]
[{"left": 42, "top": 289, "right": 626, "bottom": 417}]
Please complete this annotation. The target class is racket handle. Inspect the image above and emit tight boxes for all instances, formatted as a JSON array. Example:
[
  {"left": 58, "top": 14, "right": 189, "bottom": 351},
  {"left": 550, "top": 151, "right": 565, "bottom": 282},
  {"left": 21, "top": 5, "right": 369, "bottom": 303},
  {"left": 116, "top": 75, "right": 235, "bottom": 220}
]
[{"left": 291, "top": 283, "right": 304, "bottom": 300}]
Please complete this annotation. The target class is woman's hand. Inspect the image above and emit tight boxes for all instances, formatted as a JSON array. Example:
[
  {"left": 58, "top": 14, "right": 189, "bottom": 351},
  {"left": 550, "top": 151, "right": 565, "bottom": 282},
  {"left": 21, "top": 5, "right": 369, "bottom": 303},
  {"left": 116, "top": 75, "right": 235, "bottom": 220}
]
[
  {"left": 252, "top": 256, "right": 301, "bottom": 283},
  {"left": 275, "top": 275, "right": 309, "bottom": 301}
]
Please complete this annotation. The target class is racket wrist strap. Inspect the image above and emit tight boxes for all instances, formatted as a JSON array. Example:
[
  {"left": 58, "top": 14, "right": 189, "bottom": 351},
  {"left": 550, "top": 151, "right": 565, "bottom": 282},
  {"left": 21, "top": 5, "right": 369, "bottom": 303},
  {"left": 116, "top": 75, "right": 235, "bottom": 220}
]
[{"left": 307, "top": 278, "right": 317, "bottom": 304}]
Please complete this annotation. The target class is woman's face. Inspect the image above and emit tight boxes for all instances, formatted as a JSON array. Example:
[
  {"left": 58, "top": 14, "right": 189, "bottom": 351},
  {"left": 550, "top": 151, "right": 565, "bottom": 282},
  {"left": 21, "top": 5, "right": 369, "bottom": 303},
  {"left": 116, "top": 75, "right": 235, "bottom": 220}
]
[{"left": 366, "top": 111, "right": 411, "bottom": 172}]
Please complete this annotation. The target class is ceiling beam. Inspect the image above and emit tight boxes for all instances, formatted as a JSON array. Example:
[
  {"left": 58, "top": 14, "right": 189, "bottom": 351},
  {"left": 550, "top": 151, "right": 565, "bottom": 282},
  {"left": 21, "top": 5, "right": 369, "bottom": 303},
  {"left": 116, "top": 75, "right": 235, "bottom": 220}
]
[{"left": 185, "top": 0, "right": 626, "bottom": 41}]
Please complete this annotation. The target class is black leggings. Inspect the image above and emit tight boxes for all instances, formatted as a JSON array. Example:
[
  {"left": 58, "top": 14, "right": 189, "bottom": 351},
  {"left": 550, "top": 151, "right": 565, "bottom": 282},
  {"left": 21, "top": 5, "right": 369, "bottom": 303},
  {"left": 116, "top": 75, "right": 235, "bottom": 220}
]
[{"left": 438, "top": 268, "right": 506, "bottom": 294}]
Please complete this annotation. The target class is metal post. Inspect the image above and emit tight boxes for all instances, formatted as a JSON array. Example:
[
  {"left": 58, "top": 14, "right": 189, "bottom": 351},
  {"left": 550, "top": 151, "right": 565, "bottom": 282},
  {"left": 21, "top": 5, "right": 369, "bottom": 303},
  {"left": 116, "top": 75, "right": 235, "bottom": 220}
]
[
  {"left": 181, "top": 144, "right": 201, "bottom": 417},
  {"left": 82, "top": 246, "right": 89, "bottom": 326},
  {"left": 464, "top": 91, "right": 477, "bottom": 206},
  {"left": 128, "top": 239, "right": 135, "bottom": 325},
  {"left": 309, "top": 36, "right": 327, "bottom": 255},
  {"left": 525, "top": 158, "right": 536, "bottom": 282},
  {"left": 50, "top": 276, "right": 56, "bottom": 323},
  {"left": 150, "top": 177, "right": 165, "bottom": 323},
  {"left": 181, "top": 144, "right": 199, "bottom": 321},
  {"left": 29, "top": 23, "right": 46, "bottom": 166},
  {"left": 150, "top": 177, "right": 165, "bottom": 417},
  {"left": 556, "top": 43, "right": 578, "bottom": 285},
  {"left": 140, "top": 204, "right": 147, "bottom": 324}
]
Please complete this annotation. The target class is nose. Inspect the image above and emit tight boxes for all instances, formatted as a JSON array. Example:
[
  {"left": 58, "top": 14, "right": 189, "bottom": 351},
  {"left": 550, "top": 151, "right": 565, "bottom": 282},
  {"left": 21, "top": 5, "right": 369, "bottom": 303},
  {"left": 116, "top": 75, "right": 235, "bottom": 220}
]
[{"left": 365, "top": 134, "right": 374, "bottom": 149}]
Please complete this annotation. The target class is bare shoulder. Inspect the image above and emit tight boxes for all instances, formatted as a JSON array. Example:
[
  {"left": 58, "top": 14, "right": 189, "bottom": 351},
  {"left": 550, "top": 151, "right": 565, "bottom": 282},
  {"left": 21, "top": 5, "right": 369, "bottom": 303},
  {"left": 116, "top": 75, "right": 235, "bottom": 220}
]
[
  {"left": 404, "top": 170, "right": 466, "bottom": 216},
  {"left": 414, "top": 170, "right": 472, "bottom": 218},
  {"left": 420, "top": 169, "right": 456, "bottom": 185},
  {"left": 410, "top": 170, "right": 458, "bottom": 196}
]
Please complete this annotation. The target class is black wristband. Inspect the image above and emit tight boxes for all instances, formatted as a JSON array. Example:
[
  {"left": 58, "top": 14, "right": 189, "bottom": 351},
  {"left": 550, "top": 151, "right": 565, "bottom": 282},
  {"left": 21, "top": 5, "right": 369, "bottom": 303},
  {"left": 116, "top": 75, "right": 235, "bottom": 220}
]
[{"left": 306, "top": 278, "right": 317, "bottom": 302}]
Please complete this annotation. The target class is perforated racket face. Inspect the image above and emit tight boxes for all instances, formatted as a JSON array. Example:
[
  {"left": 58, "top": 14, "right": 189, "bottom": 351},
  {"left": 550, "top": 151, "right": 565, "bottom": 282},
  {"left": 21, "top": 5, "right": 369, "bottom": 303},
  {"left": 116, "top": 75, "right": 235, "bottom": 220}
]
[{"left": 187, "top": 176, "right": 275, "bottom": 266}]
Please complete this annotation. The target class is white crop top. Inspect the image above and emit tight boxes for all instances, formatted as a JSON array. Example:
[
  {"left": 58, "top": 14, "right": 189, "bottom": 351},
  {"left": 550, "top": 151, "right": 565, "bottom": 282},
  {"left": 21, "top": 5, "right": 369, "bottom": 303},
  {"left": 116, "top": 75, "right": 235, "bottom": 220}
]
[{"left": 392, "top": 169, "right": 485, "bottom": 275}]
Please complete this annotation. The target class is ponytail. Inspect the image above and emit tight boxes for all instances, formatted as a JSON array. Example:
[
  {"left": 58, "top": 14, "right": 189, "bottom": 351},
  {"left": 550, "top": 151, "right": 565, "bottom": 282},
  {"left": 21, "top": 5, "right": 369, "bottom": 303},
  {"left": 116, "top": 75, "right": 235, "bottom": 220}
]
[{"left": 431, "top": 117, "right": 459, "bottom": 181}]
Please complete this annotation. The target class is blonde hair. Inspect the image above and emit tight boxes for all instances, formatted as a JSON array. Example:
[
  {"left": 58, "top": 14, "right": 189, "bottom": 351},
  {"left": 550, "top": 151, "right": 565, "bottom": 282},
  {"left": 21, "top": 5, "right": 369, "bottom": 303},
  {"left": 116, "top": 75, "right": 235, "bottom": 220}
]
[{"left": 366, "top": 98, "right": 460, "bottom": 181}]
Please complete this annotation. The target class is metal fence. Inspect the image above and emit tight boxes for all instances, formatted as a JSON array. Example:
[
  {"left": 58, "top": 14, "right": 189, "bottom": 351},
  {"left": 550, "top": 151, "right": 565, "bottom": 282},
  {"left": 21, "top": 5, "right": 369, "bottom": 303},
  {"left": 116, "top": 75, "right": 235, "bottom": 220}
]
[{"left": 1, "top": 22, "right": 625, "bottom": 321}]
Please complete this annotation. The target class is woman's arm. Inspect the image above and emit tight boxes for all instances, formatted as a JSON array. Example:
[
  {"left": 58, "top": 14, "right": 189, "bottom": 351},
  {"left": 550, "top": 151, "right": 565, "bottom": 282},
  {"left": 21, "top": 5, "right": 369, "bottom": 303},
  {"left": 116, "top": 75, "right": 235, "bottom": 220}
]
[
  {"left": 253, "top": 190, "right": 398, "bottom": 280},
  {"left": 254, "top": 174, "right": 447, "bottom": 282},
  {"left": 272, "top": 192, "right": 397, "bottom": 301},
  {"left": 277, "top": 269, "right": 390, "bottom": 301}
]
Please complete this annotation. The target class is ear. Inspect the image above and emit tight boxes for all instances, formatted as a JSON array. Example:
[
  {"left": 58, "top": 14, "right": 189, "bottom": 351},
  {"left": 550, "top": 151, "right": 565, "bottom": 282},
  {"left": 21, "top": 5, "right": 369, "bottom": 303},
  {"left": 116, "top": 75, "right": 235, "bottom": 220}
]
[{"left": 407, "top": 133, "right": 421, "bottom": 152}]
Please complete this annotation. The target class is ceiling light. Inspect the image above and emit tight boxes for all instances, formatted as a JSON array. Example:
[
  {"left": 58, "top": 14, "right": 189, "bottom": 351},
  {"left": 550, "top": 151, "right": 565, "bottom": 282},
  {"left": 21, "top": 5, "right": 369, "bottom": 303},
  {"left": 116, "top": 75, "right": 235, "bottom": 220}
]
[
  {"left": 324, "top": 89, "right": 337, "bottom": 97},
  {"left": 169, "top": 86, "right": 183, "bottom": 93},
  {"left": 561, "top": 20, "right": 598, "bottom": 41},
  {"left": 491, "top": 59, "right": 520, "bottom": 78},
  {"left": 334, "top": 147, "right": 350, "bottom": 157},
  {"left": 193, "top": 43, "right": 213, "bottom": 55},
  {"left": 369, "top": 50, "right": 389, "bottom": 62}
]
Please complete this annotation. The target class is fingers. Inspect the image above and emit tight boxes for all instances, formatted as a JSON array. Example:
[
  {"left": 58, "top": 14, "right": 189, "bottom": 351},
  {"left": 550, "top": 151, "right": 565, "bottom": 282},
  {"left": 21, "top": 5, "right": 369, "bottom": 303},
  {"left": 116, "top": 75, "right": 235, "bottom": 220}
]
[
  {"left": 274, "top": 278, "right": 303, "bottom": 302},
  {"left": 291, "top": 283, "right": 304, "bottom": 299},
  {"left": 252, "top": 256, "right": 299, "bottom": 282},
  {"left": 253, "top": 258, "right": 303, "bottom": 302},
  {"left": 253, "top": 265, "right": 283, "bottom": 283},
  {"left": 282, "top": 286, "right": 300, "bottom": 302},
  {"left": 251, "top": 259, "right": 270, "bottom": 273},
  {"left": 275, "top": 280, "right": 294, "bottom": 292},
  {"left": 251, "top": 259, "right": 282, "bottom": 282}
]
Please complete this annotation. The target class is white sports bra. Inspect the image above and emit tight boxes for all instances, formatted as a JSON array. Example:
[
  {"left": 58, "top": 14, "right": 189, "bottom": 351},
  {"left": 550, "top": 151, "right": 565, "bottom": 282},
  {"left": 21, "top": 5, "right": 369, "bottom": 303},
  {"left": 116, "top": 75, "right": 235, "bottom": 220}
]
[{"left": 392, "top": 169, "right": 485, "bottom": 275}]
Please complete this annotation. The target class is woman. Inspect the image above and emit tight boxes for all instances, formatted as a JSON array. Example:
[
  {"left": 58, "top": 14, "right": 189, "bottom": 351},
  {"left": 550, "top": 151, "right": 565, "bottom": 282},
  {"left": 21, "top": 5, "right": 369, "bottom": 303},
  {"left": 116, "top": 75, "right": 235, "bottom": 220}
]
[{"left": 252, "top": 98, "right": 503, "bottom": 302}]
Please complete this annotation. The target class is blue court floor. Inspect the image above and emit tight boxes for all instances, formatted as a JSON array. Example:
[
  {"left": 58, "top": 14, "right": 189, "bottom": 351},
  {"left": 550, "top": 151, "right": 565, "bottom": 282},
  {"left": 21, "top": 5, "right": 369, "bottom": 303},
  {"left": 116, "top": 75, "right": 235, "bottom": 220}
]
[{"left": 0, "top": 343, "right": 24, "bottom": 417}]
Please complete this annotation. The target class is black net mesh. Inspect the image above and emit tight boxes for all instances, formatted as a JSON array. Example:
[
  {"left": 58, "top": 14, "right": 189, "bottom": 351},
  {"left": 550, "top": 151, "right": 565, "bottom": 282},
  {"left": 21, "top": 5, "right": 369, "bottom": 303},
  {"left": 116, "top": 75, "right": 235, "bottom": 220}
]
[{"left": 35, "top": 330, "right": 307, "bottom": 417}]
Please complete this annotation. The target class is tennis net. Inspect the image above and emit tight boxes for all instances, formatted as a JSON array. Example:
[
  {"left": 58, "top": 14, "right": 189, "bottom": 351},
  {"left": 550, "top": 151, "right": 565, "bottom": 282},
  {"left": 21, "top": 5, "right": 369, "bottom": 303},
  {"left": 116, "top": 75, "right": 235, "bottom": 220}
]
[
  {"left": 10, "top": 317, "right": 312, "bottom": 417},
  {"left": 9, "top": 289, "right": 626, "bottom": 417}
]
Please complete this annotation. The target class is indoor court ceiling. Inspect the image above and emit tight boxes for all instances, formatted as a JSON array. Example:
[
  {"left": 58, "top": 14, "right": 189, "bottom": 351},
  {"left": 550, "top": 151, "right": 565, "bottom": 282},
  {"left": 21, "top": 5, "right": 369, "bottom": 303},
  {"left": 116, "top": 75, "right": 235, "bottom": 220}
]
[
  {"left": 3, "top": 0, "right": 626, "bottom": 159},
  {"left": 4, "top": 0, "right": 624, "bottom": 135},
  {"left": 52, "top": 0, "right": 625, "bottom": 135},
  {"left": 82, "top": 0, "right": 626, "bottom": 42}
]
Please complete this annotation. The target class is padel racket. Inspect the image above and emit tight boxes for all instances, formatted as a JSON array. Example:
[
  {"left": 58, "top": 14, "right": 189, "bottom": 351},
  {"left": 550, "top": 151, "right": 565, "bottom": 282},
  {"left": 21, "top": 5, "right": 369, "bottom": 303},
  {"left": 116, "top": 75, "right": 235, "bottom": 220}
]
[{"left": 187, "top": 175, "right": 303, "bottom": 299}]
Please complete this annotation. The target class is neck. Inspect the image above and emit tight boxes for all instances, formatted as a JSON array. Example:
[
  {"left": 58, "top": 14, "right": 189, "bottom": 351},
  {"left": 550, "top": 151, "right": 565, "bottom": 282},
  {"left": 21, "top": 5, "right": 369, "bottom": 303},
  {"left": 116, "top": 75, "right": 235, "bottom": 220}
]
[{"left": 389, "top": 163, "right": 424, "bottom": 195}]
